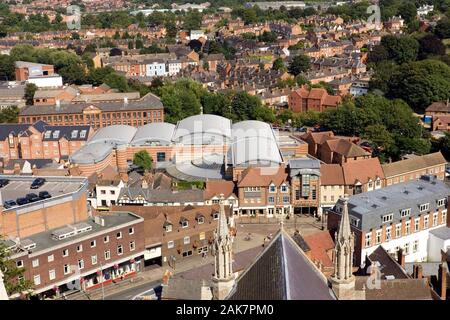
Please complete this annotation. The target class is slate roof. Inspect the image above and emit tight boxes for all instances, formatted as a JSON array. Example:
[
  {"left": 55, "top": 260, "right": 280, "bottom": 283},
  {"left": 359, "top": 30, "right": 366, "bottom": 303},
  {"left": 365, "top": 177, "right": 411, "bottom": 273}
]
[
  {"left": 228, "top": 231, "right": 335, "bottom": 300},
  {"left": 334, "top": 175, "right": 450, "bottom": 231},
  {"left": 367, "top": 246, "right": 409, "bottom": 280},
  {"left": 19, "top": 92, "right": 163, "bottom": 116},
  {"left": 42, "top": 125, "right": 91, "bottom": 141}
]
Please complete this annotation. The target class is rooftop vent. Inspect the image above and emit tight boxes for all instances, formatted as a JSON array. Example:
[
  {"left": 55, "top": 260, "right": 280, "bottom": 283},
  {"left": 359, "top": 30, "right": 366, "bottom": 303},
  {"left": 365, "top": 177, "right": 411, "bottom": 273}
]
[
  {"left": 403, "top": 190, "right": 409, "bottom": 194},
  {"left": 381, "top": 196, "right": 387, "bottom": 200}
]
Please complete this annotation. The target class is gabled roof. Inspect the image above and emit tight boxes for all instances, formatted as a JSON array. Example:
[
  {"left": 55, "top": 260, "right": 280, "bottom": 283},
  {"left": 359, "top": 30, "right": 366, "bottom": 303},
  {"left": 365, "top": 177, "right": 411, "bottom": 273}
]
[
  {"left": 342, "top": 157, "right": 384, "bottom": 185},
  {"left": 381, "top": 152, "right": 446, "bottom": 178},
  {"left": 303, "top": 231, "right": 335, "bottom": 269},
  {"left": 324, "top": 139, "right": 369, "bottom": 158},
  {"left": 228, "top": 231, "right": 335, "bottom": 300},
  {"left": 320, "top": 164, "right": 345, "bottom": 185},
  {"left": 237, "top": 165, "right": 287, "bottom": 187}
]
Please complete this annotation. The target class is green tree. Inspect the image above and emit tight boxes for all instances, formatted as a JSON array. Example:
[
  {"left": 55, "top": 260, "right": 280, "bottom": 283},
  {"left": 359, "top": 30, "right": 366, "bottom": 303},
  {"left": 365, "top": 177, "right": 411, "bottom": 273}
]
[
  {"left": 272, "top": 57, "right": 286, "bottom": 71},
  {"left": 418, "top": 33, "right": 446, "bottom": 59},
  {"left": 258, "top": 31, "right": 277, "bottom": 43},
  {"left": 133, "top": 150, "right": 153, "bottom": 171},
  {"left": 387, "top": 60, "right": 450, "bottom": 112},
  {"left": 24, "top": 83, "right": 37, "bottom": 105},
  {"left": 288, "top": 54, "right": 311, "bottom": 76},
  {"left": 0, "top": 106, "right": 19, "bottom": 123},
  {"left": 103, "top": 73, "right": 129, "bottom": 92},
  {"left": 434, "top": 18, "right": 450, "bottom": 39},
  {"left": 0, "top": 55, "right": 15, "bottom": 81},
  {"left": 0, "top": 237, "right": 32, "bottom": 296},
  {"left": 380, "top": 35, "right": 419, "bottom": 64}
]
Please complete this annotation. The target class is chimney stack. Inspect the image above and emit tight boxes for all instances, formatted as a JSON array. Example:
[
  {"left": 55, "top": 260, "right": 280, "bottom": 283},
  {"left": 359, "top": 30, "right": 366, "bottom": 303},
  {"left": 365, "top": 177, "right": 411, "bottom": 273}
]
[
  {"left": 413, "top": 264, "right": 423, "bottom": 279},
  {"left": 438, "top": 262, "right": 447, "bottom": 300},
  {"left": 397, "top": 248, "right": 405, "bottom": 268}
]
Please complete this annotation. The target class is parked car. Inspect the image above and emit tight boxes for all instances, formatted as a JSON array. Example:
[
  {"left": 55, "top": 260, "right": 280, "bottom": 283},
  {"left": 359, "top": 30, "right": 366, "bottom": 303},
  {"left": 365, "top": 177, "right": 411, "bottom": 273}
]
[
  {"left": 38, "top": 191, "right": 51, "bottom": 199},
  {"left": 30, "top": 178, "right": 46, "bottom": 189},
  {"left": 26, "top": 193, "right": 40, "bottom": 202},
  {"left": 0, "top": 179, "right": 9, "bottom": 188},
  {"left": 16, "top": 197, "right": 30, "bottom": 206},
  {"left": 4, "top": 200, "right": 17, "bottom": 209}
]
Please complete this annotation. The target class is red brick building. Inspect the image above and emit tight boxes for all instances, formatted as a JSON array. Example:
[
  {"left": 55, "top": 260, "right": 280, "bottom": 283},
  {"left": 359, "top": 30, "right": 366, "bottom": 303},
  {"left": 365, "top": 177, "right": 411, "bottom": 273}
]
[
  {"left": 288, "top": 86, "right": 342, "bottom": 113},
  {"left": 0, "top": 122, "right": 93, "bottom": 162},
  {"left": 19, "top": 93, "right": 164, "bottom": 129}
]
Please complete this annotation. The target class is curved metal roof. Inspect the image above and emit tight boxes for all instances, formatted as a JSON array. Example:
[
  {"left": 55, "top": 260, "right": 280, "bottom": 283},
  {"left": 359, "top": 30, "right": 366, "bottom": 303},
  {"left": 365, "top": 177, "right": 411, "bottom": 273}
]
[
  {"left": 172, "top": 114, "right": 232, "bottom": 143},
  {"left": 69, "top": 142, "right": 113, "bottom": 165},
  {"left": 130, "top": 122, "right": 175, "bottom": 146},
  {"left": 232, "top": 120, "right": 277, "bottom": 142},
  {"left": 89, "top": 125, "right": 137, "bottom": 146},
  {"left": 231, "top": 136, "right": 283, "bottom": 166}
]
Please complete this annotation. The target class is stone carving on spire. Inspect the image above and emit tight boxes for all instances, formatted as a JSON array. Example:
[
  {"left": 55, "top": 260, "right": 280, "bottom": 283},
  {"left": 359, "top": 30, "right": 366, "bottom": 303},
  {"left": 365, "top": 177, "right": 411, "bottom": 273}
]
[{"left": 212, "top": 194, "right": 235, "bottom": 299}]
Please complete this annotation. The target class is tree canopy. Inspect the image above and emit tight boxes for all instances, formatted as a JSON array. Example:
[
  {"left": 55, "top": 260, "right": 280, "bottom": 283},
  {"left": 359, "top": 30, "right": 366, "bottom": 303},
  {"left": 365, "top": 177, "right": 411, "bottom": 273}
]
[{"left": 133, "top": 150, "right": 153, "bottom": 171}]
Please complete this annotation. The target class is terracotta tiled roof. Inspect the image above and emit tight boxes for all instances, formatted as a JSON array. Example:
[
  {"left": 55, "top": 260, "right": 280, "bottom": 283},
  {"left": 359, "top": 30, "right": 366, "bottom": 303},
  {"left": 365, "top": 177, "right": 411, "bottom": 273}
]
[
  {"left": 325, "top": 139, "right": 369, "bottom": 158},
  {"left": 111, "top": 204, "right": 229, "bottom": 246},
  {"left": 303, "top": 231, "right": 335, "bottom": 268},
  {"left": 237, "top": 165, "right": 288, "bottom": 187},
  {"left": 425, "top": 100, "right": 450, "bottom": 113},
  {"left": 308, "top": 88, "right": 327, "bottom": 100},
  {"left": 342, "top": 157, "right": 385, "bottom": 185},
  {"left": 320, "top": 164, "right": 345, "bottom": 185},
  {"left": 203, "top": 181, "right": 236, "bottom": 199}
]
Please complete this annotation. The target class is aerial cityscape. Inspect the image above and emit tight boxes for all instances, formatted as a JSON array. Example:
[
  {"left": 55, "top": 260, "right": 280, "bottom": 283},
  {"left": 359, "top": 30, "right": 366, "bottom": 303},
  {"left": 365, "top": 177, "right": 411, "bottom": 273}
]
[{"left": 0, "top": 0, "right": 450, "bottom": 305}]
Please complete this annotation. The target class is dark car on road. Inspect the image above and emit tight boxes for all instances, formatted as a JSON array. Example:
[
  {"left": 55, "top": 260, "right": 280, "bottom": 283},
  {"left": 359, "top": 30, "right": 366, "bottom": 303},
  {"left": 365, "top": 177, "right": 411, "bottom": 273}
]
[
  {"left": 0, "top": 179, "right": 9, "bottom": 188},
  {"left": 39, "top": 191, "right": 51, "bottom": 199},
  {"left": 16, "top": 197, "right": 30, "bottom": 206},
  {"left": 26, "top": 193, "right": 40, "bottom": 202},
  {"left": 30, "top": 178, "right": 46, "bottom": 189},
  {"left": 4, "top": 200, "right": 17, "bottom": 209}
]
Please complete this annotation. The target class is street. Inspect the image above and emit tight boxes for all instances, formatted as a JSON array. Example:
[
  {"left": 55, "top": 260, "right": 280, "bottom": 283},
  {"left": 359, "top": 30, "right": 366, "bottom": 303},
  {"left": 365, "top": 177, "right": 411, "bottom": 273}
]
[{"left": 105, "top": 280, "right": 160, "bottom": 300}]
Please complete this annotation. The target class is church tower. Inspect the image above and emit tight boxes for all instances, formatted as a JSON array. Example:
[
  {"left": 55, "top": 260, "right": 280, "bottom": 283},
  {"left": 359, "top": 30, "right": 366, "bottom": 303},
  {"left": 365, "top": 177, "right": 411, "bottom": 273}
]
[
  {"left": 330, "top": 196, "right": 356, "bottom": 299},
  {"left": 212, "top": 195, "right": 235, "bottom": 300}
]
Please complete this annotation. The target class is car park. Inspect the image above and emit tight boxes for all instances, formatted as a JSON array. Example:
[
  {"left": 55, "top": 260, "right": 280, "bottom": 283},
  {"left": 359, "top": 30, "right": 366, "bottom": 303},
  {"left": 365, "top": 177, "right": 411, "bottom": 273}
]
[
  {"left": 30, "top": 178, "right": 46, "bottom": 189},
  {"left": 38, "top": 191, "right": 51, "bottom": 199},
  {"left": 26, "top": 193, "right": 40, "bottom": 202},
  {"left": 0, "top": 179, "right": 9, "bottom": 188},
  {"left": 4, "top": 200, "right": 17, "bottom": 209},
  {"left": 16, "top": 197, "right": 30, "bottom": 206}
]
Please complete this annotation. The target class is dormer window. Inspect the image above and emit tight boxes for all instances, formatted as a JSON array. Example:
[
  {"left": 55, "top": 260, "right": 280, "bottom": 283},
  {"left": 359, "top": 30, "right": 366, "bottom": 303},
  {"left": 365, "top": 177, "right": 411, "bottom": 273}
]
[
  {"left": 437, "top": 198, "right": 446, "bottom": 207},
  {"left": 180, "top": 217, "right": 188, "bottom": 228},
  {"left": 382, "top": 213, "right": 393, "bottom": 223},
  {"left": 281, "top": 184, "right": 288, "bottom": 193},
  {"left": 401, "top": 208, "right": 411, "bottom": 218},
  {"left": 71, "top": 130, "right": 78, "bottom": 138},
  {"left": 164, "top": 223, "right": 172, "bottom": 232},
  {"left": 419, "top": 203, "right": 429, "bottom": 212},
  {"left": 80, "top": 130, "right": 86, "bottom": 138},
  {"left": 269, "top": 184, "right": 276, "bottom": 193},
  {"left": 196, "top": 214, "right": 205, "bottom": 224}
]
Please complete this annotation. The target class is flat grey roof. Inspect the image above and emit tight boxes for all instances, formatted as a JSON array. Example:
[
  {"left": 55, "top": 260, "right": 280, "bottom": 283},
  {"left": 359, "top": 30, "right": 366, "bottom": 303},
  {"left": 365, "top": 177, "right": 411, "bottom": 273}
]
[
  {"left": 429, "top": 226, "right": 450, "bottom": 240},
  {"left": 8, "top": 212, "right": 142, "bottom": 256}
]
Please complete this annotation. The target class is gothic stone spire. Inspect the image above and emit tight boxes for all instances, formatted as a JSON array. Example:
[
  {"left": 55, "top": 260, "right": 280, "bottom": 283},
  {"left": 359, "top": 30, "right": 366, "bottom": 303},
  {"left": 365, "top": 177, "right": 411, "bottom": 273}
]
[
  {"left": 330, "top": 195, "right": 356, "bottom": 299},
  {"left": 212, "top": 194, "right": 235, "bottom": 299}
]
